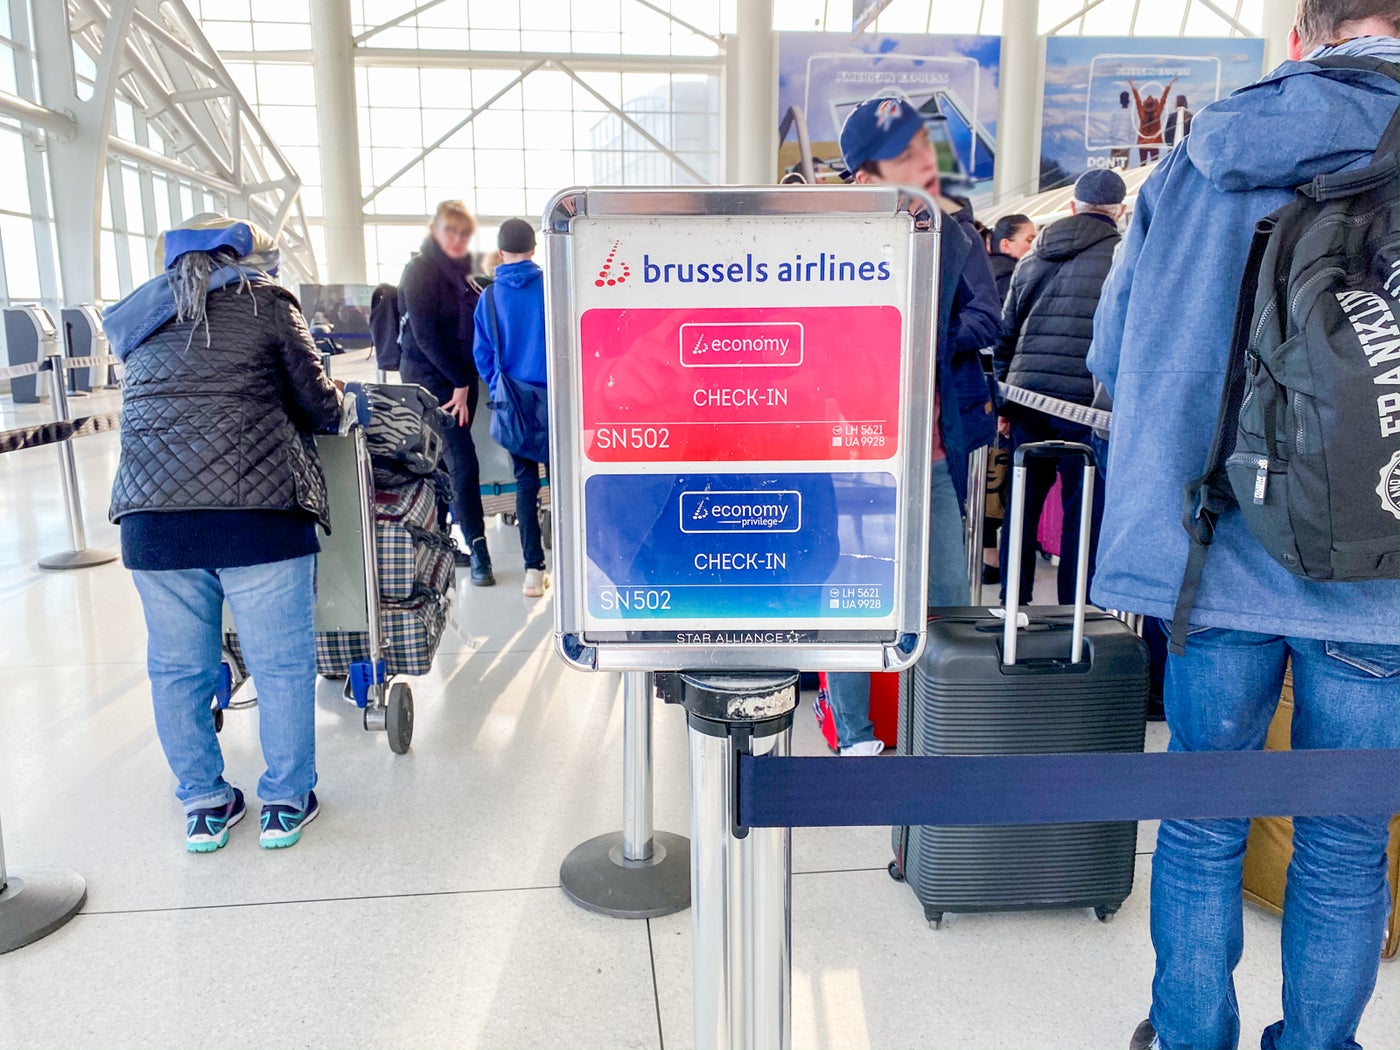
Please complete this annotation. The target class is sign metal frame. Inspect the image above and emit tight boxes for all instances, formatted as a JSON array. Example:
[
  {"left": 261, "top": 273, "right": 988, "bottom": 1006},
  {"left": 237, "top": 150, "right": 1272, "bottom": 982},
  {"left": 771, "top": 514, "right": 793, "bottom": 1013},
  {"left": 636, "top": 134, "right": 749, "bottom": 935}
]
[{"left": 544, "top": 185, "right": 940, "bottom": 674}]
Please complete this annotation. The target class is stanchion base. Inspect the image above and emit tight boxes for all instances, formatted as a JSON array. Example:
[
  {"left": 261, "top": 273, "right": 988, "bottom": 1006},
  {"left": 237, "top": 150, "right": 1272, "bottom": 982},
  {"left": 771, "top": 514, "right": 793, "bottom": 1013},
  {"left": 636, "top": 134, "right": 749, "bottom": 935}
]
[
  {"left": 37, "top": 548, "right": 117, "bottom": 571},
  {"left": 0, "top": 867, "right": 88, "bottom": 954},
  {"left": 560, "top": 831, "right": 691, "bottom": 919}
]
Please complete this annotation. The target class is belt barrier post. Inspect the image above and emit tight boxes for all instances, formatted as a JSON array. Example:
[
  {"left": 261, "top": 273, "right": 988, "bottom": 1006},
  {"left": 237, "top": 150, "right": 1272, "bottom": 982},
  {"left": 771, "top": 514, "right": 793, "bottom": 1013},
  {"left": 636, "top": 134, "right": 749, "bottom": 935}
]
[
  {"left": 964, "top": 446, "right": 989, "bottom": 598},
  {"left": 679, "top": 671, "right": 798, "bottom": 1050},
  {"left": 37, "top": 353, "right": 116, "bottom": 571},
  {"left": 0, "top": 810, "right": 87, "bottom": 954},
  {"left": 560, "top": 671, "right": 690, "bottom": 918}
]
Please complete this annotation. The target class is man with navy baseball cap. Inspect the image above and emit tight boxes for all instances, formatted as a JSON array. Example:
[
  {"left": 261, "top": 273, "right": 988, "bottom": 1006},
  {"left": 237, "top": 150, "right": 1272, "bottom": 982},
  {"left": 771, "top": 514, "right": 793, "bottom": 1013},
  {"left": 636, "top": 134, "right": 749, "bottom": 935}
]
[{"left": 822, "top": 95, "right": 1003, "bottom": 757}]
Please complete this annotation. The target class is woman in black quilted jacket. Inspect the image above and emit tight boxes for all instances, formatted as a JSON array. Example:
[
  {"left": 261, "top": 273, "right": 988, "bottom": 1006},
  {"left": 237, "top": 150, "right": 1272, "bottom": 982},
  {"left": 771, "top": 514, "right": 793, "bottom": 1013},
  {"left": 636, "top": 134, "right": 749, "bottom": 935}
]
[{"left": 103, "top": 216, "right": 341, "bottom": 853}]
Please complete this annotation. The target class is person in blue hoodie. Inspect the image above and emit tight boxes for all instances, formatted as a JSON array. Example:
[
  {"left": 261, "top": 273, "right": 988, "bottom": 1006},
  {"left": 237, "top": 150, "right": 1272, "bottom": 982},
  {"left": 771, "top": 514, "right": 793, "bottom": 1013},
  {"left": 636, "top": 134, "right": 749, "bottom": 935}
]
[
  {"left": 1085, "top": 4, "right": 1400, "bottom": 1047},
  {"left": 474, "top": 219, "right": 550, "bottom": 598},
  {"left": 823, "top": 96, "right": 1003, "bottom": 756}
]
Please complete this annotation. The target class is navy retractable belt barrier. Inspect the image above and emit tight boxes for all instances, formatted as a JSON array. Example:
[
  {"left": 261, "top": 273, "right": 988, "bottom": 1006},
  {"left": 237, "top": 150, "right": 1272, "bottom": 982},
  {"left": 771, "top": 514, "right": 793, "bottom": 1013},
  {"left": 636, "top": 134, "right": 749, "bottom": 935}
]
[{"left": 738, "top": 749, "right": 1400, "bottom": 829}]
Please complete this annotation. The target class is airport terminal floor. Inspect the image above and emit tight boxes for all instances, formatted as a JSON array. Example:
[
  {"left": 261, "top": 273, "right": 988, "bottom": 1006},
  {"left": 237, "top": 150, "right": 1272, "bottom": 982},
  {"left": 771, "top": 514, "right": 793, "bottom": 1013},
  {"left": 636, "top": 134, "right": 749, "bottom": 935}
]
[{"left": 1, "top": 354, "right": 1396, "bottom": 1048}]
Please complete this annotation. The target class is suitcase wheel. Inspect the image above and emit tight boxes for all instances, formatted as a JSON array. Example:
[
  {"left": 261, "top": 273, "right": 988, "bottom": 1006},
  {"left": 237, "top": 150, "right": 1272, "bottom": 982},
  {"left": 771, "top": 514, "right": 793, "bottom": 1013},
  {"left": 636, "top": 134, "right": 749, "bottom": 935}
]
[
  {"left": 1095, "top": 905, "right": 1119, "bottom": 924},
  {"left": 924, "top": 909, "right": 944, "bottom": 930},
  {"left": 212, "top": 706, "right": 224, "bottom": 734},
  {"left": 386, "top": 681, "right": 414, "bottom": 755},
  {"left": 887, "top": 860, "right": 905, "bottom": 883}
]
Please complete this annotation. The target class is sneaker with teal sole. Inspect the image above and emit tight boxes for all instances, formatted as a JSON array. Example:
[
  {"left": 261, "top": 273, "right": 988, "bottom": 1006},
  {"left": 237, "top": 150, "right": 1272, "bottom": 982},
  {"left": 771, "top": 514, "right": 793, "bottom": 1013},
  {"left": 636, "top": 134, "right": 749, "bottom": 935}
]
[
  {"left": 259, "top": 791, "right": 319, "bottom": 849},
  {"left": 186, "top": 788, "right": 246, "bottom": 853}
]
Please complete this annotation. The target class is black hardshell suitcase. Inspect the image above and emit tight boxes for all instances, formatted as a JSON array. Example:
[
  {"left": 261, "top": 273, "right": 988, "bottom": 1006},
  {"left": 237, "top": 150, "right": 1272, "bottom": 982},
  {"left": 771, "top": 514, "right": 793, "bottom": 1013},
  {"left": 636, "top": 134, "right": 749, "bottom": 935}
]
[{"left": 890, "top": 441, "right": 1149, "bottom": 927}]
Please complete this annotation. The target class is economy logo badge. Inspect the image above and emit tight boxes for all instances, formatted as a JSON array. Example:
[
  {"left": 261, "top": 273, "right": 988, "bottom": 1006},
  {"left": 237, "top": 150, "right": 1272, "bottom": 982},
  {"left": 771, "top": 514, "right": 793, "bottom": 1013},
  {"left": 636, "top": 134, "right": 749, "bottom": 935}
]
[{"left": 594, "top": 239, "right": 632, "bottom": 288}]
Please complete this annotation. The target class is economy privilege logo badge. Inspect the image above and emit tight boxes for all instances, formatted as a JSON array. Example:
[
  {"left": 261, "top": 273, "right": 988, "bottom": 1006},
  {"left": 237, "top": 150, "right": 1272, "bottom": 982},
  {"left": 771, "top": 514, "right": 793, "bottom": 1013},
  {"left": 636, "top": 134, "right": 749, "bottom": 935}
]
[{"left": 594, "top": 239, "right": 631, "bottom": 287}]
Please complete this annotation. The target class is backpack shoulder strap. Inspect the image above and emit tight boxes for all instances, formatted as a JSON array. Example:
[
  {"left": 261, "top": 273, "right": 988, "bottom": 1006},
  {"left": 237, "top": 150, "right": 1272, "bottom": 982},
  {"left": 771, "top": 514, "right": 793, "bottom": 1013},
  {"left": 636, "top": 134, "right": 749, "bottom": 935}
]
[
  {"left": 1168, "top": 217, "right": 1277, "bottom": 654},
  {"left": 483, "top": 282, "right": 504, "bottom": 373}
]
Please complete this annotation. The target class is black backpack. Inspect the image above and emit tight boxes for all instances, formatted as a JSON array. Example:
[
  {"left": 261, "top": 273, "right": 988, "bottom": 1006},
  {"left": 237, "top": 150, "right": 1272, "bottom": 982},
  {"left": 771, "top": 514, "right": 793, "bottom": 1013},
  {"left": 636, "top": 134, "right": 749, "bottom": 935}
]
[
  {"left": 1170, "top": 58, "right": 1400, "bottom": 654},
  {"left": 369, "top": 282, "right": 402, "bottom": 372}
]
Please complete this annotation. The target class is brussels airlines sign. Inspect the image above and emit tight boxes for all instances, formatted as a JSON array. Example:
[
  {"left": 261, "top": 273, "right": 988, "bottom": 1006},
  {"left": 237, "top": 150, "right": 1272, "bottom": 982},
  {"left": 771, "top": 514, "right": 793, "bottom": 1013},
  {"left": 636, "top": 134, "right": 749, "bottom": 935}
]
[{"left": 546, "top": 188, "right": 938, "bottom": 671}]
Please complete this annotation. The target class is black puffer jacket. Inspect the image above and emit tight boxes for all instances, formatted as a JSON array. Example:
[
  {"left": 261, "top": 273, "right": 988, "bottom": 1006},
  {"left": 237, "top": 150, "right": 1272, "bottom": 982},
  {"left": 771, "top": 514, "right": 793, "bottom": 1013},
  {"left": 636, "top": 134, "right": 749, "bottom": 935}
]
[
  {"left": 994, "top": 212, "right": 1120, "bottom": 405},
  {"left": 109, "top": 284, "right": 341, "bottom": 528}
]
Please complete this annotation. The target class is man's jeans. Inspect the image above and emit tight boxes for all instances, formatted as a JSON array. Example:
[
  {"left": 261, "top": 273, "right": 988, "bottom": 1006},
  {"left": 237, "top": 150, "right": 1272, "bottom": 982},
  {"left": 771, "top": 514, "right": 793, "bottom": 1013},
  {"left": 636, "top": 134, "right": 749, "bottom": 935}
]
[
  {"left": 132, "top": 555, "right": 318, "bottom": 813},
  {"left": 1151, "top": 628, "right": 1399, "bottom": 1050},
  {"left": 827, "top": 458, "right": 970, "bottom": 749},
  {"left": 511, "top": 452, "right": 546, "bottom": 571}
]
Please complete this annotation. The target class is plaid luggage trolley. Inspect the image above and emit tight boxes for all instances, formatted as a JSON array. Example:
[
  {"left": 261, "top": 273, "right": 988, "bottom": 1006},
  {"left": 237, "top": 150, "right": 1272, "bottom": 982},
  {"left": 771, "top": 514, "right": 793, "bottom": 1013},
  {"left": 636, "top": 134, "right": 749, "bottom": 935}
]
[{"left": 217, "top": 395, "right": 458, "bottom": 755}]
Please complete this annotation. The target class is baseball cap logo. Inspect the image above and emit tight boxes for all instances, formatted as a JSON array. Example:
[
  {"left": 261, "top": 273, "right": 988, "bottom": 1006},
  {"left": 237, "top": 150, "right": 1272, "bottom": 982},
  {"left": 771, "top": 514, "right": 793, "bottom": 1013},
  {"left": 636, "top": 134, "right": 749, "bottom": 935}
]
[
  {"left": 875, "top": 98, "right": 903, "bottom": 131},
  {"left": 595, "top": 239, "right": 631, "bottom": 288}
]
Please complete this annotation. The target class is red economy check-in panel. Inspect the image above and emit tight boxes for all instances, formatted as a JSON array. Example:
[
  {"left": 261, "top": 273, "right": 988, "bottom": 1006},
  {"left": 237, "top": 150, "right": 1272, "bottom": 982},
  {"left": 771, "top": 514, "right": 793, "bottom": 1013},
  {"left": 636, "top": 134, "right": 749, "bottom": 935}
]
[{"left": 579, "top": 305, "right": 902, "bottom": 463}]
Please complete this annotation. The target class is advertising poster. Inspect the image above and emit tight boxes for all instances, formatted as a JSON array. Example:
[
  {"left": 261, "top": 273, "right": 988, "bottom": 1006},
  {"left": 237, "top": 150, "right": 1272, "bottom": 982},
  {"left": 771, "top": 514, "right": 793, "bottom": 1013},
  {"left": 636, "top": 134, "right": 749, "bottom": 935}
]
[
  {"left": 1039, "top": 36, "right": 1265, "bottom": 191},
  {"left": 776, "top": 31, "right": 1001, "bottom": 204}
]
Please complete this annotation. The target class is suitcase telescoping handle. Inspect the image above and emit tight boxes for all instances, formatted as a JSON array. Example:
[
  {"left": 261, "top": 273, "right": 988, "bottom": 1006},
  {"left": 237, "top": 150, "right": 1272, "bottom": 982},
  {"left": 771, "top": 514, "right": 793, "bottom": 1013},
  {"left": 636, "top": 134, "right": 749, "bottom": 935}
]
[{"left": 1002, "top": 440, "right": 1098, "bottom": 667}]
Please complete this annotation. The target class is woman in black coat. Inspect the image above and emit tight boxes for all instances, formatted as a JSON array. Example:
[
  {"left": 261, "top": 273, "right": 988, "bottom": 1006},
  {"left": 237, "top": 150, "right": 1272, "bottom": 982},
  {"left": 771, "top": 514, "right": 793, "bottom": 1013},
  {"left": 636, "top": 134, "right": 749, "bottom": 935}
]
[{"left": 398, "top": 199, "right": 494, "bottom": 585}]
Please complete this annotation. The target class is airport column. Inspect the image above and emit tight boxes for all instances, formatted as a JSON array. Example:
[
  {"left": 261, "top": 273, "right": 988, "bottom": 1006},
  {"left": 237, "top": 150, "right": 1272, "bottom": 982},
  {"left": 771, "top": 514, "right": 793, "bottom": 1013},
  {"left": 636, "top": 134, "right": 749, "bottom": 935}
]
[
  {"left": 994, "top": 0, "right": 1042, "bottom": 203},
  {"left": 734, "top": 0, "right": 775, "bottom": 185},
  {"left": 310, "top": 0, "right": 367, "bottom": 285},
  {"left": 1260, "top": 0, "right": 1299, "bottom": 72}
]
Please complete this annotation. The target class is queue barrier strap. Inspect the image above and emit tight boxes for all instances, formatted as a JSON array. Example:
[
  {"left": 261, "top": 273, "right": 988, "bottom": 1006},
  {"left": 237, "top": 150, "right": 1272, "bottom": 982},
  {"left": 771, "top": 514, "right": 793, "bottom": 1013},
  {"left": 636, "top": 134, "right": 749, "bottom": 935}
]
[
  {"left": 0, "top": 354, "right": 122, "bottom": 383},
  {"left": 737, "top": 748, "right": 1400, "bottom": 829},
  {"left": 998, "top": 382, "right": 1113, "bottom": 433},
  {"left": 0, "top": 413, "right": 122, "bottom": 455}
]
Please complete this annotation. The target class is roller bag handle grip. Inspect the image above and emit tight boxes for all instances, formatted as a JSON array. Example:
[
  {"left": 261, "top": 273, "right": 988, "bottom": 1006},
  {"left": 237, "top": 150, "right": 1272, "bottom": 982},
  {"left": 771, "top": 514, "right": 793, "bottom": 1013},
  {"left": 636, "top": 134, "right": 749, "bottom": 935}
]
[{"left": 1002, "top": 440, "right": 1098, "bottom": 667}]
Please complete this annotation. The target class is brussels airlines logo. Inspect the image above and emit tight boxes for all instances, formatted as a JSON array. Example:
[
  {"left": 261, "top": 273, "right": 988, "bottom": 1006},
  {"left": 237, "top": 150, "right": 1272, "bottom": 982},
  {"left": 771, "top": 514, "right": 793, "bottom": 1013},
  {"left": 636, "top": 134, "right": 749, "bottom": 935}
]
[{"left": 594, "top": 240, "right": 631, "bottom": 288}]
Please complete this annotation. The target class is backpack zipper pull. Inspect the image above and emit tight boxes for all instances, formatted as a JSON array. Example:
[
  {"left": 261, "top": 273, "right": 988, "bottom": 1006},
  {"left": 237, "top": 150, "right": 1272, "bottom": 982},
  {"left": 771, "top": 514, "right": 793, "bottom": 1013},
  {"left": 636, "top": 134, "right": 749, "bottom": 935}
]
[{"left": 1253, "top": 458, "right": 1269, "bottom": 504}]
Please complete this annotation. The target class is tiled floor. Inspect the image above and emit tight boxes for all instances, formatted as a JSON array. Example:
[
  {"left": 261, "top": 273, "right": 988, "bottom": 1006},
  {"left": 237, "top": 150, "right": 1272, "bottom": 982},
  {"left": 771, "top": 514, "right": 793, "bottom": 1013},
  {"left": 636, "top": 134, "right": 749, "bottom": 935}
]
[{"left": 1, "top": 361, "right": 1395, "bottom": 1049}]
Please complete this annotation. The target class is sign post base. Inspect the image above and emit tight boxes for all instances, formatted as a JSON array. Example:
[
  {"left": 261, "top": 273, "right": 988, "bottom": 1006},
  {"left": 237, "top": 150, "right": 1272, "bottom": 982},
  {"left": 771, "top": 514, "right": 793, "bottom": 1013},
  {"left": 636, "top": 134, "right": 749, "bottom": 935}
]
[
  {"left": 561, "top": 672, "right": 691, "bottom": 920},
  {"left": 0, "top": 867, "right": 87, "bottom": 954},
  {"left": 560, "top": 830, "right": 690, "bottom": 919}
]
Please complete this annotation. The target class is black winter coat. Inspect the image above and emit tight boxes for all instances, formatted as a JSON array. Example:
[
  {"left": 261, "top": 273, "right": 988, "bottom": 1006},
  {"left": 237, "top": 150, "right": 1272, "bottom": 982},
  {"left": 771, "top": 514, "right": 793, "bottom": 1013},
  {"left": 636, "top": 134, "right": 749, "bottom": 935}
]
[
  {"left": 994, "top": 213, "right": 1120, "bottom": 406},
  {"left": 989, "top": 251, "right": 1017, "bottom": 307},
  {"left": 398, "top": 237, "right": 481, "bottom": 389},
  {"left": 109, "top": 284, "right": 341, "bottom": 528}
]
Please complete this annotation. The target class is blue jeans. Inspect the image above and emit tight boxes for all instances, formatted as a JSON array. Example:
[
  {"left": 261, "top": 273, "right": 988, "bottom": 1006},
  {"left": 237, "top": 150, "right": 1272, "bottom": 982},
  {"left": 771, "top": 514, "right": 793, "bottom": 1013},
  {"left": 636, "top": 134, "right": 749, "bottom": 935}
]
[
  {"left": 1150, "top": 628, "right": 1399, "bottom": 1050},
  {"left": 132, "top": 555, "right": 319, "bottom": 812},
  {"left": 511, "top": 452, "right": 546, "bottom": 571},
  {"left": 827, "top": 458, "right": 969, "bottom": 748}
]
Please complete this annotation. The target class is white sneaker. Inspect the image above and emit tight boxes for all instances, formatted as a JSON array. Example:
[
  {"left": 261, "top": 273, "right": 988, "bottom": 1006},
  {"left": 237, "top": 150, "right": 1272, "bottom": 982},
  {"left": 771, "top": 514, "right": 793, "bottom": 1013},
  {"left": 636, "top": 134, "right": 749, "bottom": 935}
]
[
  {"left": 839, "top": 739, "right": 885, "bottom": 757},
  {"left": 522, "top": 568, "right": 549, "bottom": 598}
]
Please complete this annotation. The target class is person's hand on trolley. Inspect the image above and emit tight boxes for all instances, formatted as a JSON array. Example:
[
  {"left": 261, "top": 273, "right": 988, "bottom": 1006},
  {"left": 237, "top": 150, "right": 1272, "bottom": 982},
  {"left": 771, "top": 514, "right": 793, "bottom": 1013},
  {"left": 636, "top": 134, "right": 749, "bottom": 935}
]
[{"left": 442, "top": 385, "right": 472, "bottom": 427}]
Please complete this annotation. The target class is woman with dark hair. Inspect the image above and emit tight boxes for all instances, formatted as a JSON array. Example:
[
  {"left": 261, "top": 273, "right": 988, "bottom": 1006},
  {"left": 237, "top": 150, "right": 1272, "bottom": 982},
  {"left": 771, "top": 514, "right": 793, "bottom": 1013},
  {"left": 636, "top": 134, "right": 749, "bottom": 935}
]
[
  {"left": 103, "top": 216, "right": 342, "bottom": 852},
  {"left": 989, "top": 213, "right": 1035, "bottom": 305}
]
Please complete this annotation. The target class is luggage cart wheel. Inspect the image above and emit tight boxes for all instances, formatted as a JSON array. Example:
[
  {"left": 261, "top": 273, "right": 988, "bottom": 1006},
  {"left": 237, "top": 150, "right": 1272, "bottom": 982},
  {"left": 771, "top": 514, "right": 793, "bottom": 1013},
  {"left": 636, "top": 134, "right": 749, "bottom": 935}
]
[
  {"left": 1095, "top": 905, "right": 1118, "bottom": 924},
  {"left": 386, "top": 681, "right": 414, "bottom": 754},
  {"left": 212, "top": 706, "right": 224, "bottom": 733},
  {"left": 925, "top": 910, "right": 944, "bottom": 930},
  {"left": 887, "top": 860, "right": 905, "bottom": 883}
]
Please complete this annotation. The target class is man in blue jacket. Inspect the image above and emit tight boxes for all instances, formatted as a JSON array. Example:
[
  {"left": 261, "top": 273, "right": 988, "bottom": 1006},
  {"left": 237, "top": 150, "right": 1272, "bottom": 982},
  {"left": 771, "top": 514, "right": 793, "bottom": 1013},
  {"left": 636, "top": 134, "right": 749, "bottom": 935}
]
[
  {"left": 824, "top": 96, "right": 1002, "bottom": 755},
  {"left": 474, "top": 219, "right": 550, "bottom": 598},
  {"left": 1086, "top": 4, "right": 1400, "bottom": 1046}
]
